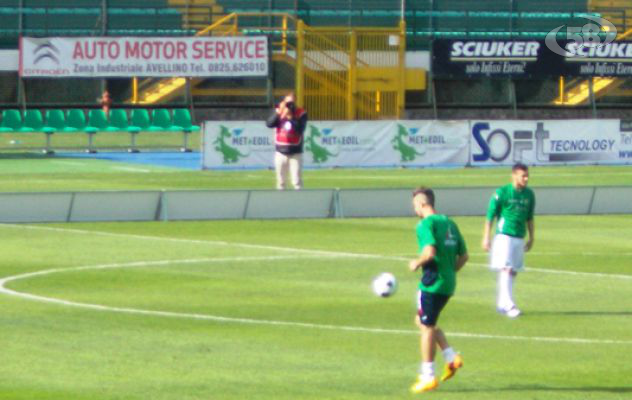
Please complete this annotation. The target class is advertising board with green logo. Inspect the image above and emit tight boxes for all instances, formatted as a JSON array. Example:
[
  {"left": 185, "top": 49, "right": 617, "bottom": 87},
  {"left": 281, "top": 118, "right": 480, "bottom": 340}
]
[{"left": 202, "top": 121, "right": 470, "bottom": 169}]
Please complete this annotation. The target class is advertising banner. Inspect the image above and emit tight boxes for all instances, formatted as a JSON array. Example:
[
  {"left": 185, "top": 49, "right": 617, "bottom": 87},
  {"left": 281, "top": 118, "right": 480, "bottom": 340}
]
[
  {"left": 20, "top": 36, "right": 268, "bottom": 78},
  {"left": 202, "top": 121, "right": 470, "bottom": 169},
  {"left": 469, "top": 119, "right": 628, "bottom": 166},
  {"left": 619, "top": 120, "right": 632, "bottom": 161},
  {"left": 560, "top": 41, "right": 632, "bottom": 77},
  {"left": 432, "top": 40, "right": 559, "bottom": 78},
  {"left": 432, "top": 39, "right": 632, "bottom": 78}
]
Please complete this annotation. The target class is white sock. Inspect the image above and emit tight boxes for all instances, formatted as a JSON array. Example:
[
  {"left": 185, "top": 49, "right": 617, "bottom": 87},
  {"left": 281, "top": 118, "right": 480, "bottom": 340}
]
[
  {"left": 442, "top": 347, "right": 456, "bottom": 364},
  {"left": 497, "top": 270, "right": 515, "bottom": 310},
  {"left": 507, "top": 272, "right": 515, "bottom": 308},
  {"left": 420, "top": 362, "right": 435, "bottom": 379}
]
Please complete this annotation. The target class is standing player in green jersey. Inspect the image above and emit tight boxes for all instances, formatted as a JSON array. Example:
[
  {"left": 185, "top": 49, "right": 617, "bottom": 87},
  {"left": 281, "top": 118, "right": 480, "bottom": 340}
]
[
  {"left": 409, "top": 187, "right": 469, "bottom": 394},
  {"left": 482, "top": 163, "right": 535, "bottom": 318}
]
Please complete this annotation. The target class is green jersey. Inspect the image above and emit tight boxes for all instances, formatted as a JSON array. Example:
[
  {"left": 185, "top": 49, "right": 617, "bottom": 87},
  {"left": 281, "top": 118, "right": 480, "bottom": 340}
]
[
  {"left": 486, "top": 184, "right": 535, "bottom": 238},
  {"left": 416, "top": 214, "right": 467, "bottom": 296}
]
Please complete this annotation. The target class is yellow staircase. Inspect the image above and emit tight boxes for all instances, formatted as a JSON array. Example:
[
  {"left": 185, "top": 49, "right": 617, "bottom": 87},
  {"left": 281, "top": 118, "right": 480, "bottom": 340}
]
[
  {"left": 589, "top": 0, "right": 632, "bottom": 32},
  {"left": 555, "top": 27, "right": 632, "bottom": 105},
  {"left": 132, "top": 12, "right": 427, "bottom": 119},
  {"left": 555, "top": 0, "right": 632, "bottom": 105},
  {"left": 131, "top": 12, "right": 238, "bottom": 105}
]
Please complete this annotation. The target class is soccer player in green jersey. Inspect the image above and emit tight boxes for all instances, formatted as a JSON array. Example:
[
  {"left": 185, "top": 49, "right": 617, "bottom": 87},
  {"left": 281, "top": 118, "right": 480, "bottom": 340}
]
[
  {"left": 409, "top": 187, "right": 469, "bottom": 393},
  {"left": 482, "top": 163, "right": 535, "bottom": 318}
]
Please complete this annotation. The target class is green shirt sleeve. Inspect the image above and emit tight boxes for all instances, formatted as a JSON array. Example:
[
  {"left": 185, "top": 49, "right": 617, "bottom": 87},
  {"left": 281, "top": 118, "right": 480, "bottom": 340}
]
[{"left": 486, "top": 189, "right": 502, "bottom": 221}]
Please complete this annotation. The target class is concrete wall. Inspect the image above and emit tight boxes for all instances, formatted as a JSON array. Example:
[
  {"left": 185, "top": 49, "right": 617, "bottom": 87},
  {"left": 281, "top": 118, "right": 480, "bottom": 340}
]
[{"left": 0, "top": 187, "right": 629, "bottom": 223}]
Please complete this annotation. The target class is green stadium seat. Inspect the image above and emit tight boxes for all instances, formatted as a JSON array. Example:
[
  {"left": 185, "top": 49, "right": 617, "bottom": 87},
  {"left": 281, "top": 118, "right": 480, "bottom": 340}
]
[
  {"left": 106, "top": 108, "right": 129, "bottom": 132},
  {"left": 43, "top": 109, "right": 66, "bottom": 134},
  {"left": 128, "top": 109, "right": 151, "bottom": 133},
  {"left": 127, "top": 108, "right": 152, "bottom": 152},
  {"left": 172, "top": 108, "right": 200, "bottom": 132},
  {"left": 41, "top": 109, "right": 66, "bottom": 154},
  {"left": 20, "top": 109, "right": 44, "bottom": 132},
  {"left": 0, "top": 109, "right": 23, "bottom": 132},
  {"left": 149, "top": 108, "right": 173, "bottom": 131},
  {"left": 85, "top": 109, "right": 109, "bottom": 133},
  {"left": 171, "top": 108, "right": 200, "bottom": 152},
  {"left": 84, "top": 109, "right": 108, "bottom": 153},
  {"left": 64, "top": 109, "right": 87, "bottom": 132}
]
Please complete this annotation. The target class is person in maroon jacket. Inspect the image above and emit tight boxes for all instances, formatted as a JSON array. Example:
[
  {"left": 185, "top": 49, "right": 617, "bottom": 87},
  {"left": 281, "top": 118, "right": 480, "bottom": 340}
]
[{"left": 266, "top": 93, "right": 308, "bottom": 190}]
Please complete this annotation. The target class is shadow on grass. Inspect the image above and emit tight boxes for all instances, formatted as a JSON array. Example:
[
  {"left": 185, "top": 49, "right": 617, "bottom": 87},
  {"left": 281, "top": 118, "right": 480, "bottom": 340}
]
[{"left": 448, "top": 384, "right": 632, "bottom": 393}]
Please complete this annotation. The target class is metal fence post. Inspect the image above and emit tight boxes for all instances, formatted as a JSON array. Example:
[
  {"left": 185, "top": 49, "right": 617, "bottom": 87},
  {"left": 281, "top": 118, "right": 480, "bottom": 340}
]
[
  {"left": 347, "top": 30, "right": 357, "bottom": 120},
  {"left": 397, "top": 19, "right": 406, "bottom": 119},
  {"left": 296, "top": 20, "right": 305, "bottom": 108}
]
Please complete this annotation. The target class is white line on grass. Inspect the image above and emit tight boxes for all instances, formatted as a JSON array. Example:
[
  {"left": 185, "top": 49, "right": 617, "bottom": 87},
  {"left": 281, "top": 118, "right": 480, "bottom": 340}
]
[
  {"left": 0, "top": 224, "right": 391, "bottom": 260},
  {"left": 111, "top": 166, "right": 152, "bottom": 173},
  {"left": 1, "top": 257, "right": 631, "bottom": 346},
  {"left": 3, "top": 224, "right": 632, "bottom": 280}
]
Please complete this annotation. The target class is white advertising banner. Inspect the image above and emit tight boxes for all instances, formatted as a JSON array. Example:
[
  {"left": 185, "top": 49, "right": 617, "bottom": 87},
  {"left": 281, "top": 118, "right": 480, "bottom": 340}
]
[
  {"left": 20, "top": 36, "right": 268, "bottom": 78},
  {"left": 202, "top": 120, "right": 470, "bottom": 169},
  {"left": 469, "top": 119, "right": 631, "bottom": 166}
]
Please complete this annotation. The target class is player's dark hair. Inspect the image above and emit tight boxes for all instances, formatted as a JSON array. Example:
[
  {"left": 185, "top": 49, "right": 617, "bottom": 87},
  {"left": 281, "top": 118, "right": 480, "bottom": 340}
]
[
  {"left": 512, "top": 162, "right": 528, "bottom": 172},
  {"left": 412, "top": 187, "right": 435, "bottom": 207}
]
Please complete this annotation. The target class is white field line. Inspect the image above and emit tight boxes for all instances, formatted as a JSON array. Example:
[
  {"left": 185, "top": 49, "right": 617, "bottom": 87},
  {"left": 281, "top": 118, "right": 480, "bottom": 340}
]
[
  {"left": 0, "top": 224, "right": 392, "bottom": 260},
  {"left": 1, "top": 257, "right": 631, "bottom": 346},
  {"left": 110, "top": 166, "right": 151, "bottom": 173},
  {"left": 3, "top": 223, "right": 632, "bottom": 281}
]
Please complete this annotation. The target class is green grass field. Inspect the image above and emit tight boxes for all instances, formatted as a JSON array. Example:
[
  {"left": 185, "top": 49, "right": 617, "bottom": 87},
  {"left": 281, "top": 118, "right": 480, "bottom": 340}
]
[
  {"left": 0, "top": 154, "right": 631, "bottom": 191},
  {"left": 1, "top": 157, "right": 631, "bottom": 398},
  {"left": 1, "top": 216, "right": 631, "bottom": 399}
]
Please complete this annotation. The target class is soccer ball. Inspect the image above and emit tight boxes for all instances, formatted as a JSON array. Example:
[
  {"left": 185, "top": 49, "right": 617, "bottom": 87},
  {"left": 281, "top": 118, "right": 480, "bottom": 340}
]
[{"left": 372, "top": 272, "right": 398, "bottom": 298}]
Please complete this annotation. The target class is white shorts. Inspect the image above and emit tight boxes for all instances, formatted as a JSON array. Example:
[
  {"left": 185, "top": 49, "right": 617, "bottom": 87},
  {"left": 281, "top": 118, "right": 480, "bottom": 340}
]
[{"left": 490, "top": 234, "right": 525, "bottom": 272}]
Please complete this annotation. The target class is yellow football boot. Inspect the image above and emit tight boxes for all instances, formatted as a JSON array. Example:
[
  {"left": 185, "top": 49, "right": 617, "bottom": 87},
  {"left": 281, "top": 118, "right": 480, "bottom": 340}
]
[
  {"left": 410, "top": 376, "right": 439, "bottom": 393},
  {"left": 440, "top": 354, "right": 463, "bottom": 382}
]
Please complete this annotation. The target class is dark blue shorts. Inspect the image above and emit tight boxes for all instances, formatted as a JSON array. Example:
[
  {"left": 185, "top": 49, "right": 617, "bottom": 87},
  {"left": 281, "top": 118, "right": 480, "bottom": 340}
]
[{"left": 417, "top": 291, "right": 451, "bottom": 327}]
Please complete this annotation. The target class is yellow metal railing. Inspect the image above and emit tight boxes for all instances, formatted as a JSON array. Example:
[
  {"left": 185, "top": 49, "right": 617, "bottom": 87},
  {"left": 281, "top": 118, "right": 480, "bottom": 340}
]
[
  {"left": 131, "top": 12, "right": 414, "bottom": 119},
  {"left": 131, "top": 12, "right": 240, "bottom": 104},
  {"left": 555, "top": 27, "right": 632, "bottom": 106},
  {"left": 295, "top": 20, "right": 407, "bottom": 119}
]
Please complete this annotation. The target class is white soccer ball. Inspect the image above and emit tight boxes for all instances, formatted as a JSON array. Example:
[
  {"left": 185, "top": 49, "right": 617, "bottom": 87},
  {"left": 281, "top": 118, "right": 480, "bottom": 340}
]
[{"left": 372, "top": 272, "right": 398, "bottom": 298}]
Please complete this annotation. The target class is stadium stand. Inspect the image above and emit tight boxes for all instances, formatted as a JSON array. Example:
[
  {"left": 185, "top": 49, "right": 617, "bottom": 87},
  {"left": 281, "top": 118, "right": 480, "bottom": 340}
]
[
  {"left": 1, "top": 0, "right": 632, "bottom": 137},
  {"left": 216, "top": 0, "right": 591, "bottom": 43},
  {"left": 0, "top": 0, "right": 188, "bottom": 44}
]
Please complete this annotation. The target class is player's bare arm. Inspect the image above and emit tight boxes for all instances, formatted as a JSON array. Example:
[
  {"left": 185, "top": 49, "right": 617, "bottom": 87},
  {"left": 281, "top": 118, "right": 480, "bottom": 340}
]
[
  {"left": 455, "top": 253, "right": 469, "bottom": 272},
  {"left": 525, "top": 219, "right": 535, "bottom": 251},
  {"left": 482, "top": 220, "right": 494, "bottom": 251},
  {"left": 409, "top": 245, "right": 436, "bottom": 272}
]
